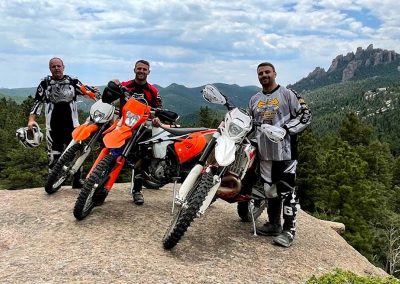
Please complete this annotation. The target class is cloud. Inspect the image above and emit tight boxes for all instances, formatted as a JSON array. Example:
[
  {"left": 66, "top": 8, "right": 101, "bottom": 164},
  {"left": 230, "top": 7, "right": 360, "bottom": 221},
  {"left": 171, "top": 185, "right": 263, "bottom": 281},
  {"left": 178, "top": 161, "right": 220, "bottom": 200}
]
[{"left": 0, "top": 0, "right": 399, "bottom": 88}]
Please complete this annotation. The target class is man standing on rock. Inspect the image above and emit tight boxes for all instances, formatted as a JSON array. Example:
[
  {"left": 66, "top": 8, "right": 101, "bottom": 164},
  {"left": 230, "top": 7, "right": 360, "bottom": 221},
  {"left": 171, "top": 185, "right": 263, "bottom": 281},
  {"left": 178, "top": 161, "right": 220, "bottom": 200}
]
[
  {"left": 27, "top": 57, "right": 99, "bottom": 189},
  {"left": 248, "top": 62, "right": 311, "bottom": 247}
]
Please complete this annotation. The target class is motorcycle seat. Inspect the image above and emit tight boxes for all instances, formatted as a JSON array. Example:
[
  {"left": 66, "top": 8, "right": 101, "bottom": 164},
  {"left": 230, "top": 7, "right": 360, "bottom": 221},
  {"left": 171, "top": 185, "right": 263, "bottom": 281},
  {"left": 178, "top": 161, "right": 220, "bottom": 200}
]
[{"left": 161, "top": 126, "right": 209, "bottom": 136}]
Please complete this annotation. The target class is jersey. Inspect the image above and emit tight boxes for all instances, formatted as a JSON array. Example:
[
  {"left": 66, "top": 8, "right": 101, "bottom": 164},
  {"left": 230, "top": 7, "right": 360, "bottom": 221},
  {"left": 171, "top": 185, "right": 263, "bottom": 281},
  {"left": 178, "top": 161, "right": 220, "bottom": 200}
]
[
  {"left": 102, "top": 80, "right": 162, "bottom": 109},
  {"left": 30, "top": 75, "right": 84, "bottom": 131},
  {"left": 248, "top": 85, "right": 311, "bottom": 161}
]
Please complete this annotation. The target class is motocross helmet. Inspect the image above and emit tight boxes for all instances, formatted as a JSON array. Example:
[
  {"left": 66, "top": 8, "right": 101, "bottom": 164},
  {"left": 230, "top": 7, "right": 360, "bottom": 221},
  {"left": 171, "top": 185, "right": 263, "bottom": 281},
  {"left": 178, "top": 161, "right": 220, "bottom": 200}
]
[{"left": 16, "top": 122, "right": 43, "bottom": 148}]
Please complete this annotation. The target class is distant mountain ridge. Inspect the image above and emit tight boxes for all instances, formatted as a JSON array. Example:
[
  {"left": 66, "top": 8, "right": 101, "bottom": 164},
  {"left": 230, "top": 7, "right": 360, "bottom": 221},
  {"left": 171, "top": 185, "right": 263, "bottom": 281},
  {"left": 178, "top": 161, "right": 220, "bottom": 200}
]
[
  {"left": 2, "top": 44, "right": 400, "bottom": 130},
  {"left": 0, "top": 83, "right": 260, "bottom": 118},
  {"left": 288, "top": 44, "right": 400, "bottom": 92}
]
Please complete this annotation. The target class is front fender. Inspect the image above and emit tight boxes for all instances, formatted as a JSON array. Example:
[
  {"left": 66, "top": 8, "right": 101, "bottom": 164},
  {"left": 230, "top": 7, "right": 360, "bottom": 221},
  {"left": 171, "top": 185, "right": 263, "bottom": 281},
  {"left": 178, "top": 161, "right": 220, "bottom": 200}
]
[
  {"left": 215, "top": 135, "right": 236, "bottom": 166},
  {"left": 72, "top": 123, "right": 99, "bottom": 141},
  {"left": 103, "top": 125, "right": 133, "bottom": 149}
]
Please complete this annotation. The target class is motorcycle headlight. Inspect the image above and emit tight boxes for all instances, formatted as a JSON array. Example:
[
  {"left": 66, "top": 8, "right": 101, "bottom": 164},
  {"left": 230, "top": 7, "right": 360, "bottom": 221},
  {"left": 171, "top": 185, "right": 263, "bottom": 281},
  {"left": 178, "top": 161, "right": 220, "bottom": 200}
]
[
  {"left": 92, "top": 110, "right": 106, "bottom": 123},
  {"left": 125, "top": 111, "right": 140, "bottom": 127},
  {"left": 228, "top": 123, "right": 243, "bottom": 137}
]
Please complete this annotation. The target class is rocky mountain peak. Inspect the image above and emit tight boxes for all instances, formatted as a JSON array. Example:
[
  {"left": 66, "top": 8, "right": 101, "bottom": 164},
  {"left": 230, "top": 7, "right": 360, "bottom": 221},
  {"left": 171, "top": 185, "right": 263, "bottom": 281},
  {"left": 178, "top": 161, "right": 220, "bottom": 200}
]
[
  {"left": 288, "top": 44, "right": 400, "bottom": 92},
  {"left": 327, "top": 45, "right": 399, "bottom": 81}
]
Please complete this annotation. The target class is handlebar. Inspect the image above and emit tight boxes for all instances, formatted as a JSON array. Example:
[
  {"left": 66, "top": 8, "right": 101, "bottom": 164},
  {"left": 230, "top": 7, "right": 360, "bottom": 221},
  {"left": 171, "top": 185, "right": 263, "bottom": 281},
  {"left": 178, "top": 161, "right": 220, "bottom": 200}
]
[{"left": 79, "top": 84, "right": 99, "bottom": 101}]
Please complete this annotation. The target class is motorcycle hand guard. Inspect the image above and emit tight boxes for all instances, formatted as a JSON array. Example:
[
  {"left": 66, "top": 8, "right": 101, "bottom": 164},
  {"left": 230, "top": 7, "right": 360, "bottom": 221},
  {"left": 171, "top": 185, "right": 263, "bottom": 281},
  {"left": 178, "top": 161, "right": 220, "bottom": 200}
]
[
  {"left": 155, "top": 109, "right": 179, "bottom": 124},
  {"left": 201, "top": 84, "right": 227, "bottom": 105},
  {"left": 260, "top": 124, "right": 286, "bottom": 143}
]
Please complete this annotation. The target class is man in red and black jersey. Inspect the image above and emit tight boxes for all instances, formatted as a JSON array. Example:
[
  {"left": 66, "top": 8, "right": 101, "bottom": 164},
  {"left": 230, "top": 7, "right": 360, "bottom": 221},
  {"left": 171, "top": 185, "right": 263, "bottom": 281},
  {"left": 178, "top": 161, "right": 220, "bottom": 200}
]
[
  {"left": 102, "top": 59, "right": 162, "bottom": 205},
  {"left": 102, "top": 59, "right": 162, "bottom": 109}
]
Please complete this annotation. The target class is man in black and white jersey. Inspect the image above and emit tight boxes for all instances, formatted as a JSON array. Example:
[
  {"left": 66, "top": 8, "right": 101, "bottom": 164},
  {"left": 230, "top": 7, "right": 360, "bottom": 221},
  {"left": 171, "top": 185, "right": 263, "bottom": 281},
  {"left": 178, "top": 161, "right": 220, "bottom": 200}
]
[
  {"left": 248, "top": 62, "right": 312, "bottom": 247},
  {"left": 27, "top": 57, "right": 98, "bottom": 188}
]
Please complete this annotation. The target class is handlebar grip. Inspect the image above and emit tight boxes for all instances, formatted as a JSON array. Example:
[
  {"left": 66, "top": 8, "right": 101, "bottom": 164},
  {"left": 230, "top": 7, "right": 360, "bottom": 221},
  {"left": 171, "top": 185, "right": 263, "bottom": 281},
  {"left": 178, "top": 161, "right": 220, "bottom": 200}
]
[{"left": 79, "top": 85, "right": 97, "bottom": 100}]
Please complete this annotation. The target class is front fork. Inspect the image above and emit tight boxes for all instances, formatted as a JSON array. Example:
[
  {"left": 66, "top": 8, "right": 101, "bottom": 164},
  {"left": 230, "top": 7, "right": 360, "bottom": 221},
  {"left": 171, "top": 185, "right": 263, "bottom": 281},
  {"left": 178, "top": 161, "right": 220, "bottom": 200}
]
[
  {"left": 197, "top": 174, "right": 221, "bottom": 216},
  {"left": 171, "top": 133, "right": 220, "bottom": 214},
  {"left": 104, "top": 156, "right": 125, "bottom": 191}
]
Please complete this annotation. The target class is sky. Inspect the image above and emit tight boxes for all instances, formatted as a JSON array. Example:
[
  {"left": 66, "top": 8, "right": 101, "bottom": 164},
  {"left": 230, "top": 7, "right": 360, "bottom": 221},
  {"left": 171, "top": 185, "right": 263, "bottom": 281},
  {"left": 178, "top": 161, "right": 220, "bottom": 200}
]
[{"left": 0, "top": 0, "right": 399, "bottom": 89}]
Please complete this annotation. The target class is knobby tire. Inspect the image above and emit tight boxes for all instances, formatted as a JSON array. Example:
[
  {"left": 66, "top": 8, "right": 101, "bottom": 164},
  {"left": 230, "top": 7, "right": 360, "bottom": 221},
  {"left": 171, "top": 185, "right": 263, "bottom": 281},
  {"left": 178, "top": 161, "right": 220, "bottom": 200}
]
[
  {"left": 73, "top": 155, "right": 115, "bottom": 220},
  {"left": 45, "top": 143, "right": 84, "bottom": 194},
  {"left": 162, "top": 172, "right": 214, "bottom": 249}
]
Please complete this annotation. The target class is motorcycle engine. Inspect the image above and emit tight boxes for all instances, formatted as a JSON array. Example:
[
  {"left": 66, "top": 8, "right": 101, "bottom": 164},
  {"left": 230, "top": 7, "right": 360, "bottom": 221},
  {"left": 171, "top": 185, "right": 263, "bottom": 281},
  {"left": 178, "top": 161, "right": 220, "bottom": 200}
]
[{"left": 146, "top": 158, "right": 176, "bottom": 184}]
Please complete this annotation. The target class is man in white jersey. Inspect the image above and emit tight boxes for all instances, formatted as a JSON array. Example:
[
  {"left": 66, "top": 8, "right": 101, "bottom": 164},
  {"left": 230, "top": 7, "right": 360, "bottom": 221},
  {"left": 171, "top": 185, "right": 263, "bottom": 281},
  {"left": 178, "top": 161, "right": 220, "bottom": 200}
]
[
  {"left": 248, "top": 62, "right": 311, "bottom": 247},
  {"left": 28, "top": 57, "right": 98, "bottom": 188}
]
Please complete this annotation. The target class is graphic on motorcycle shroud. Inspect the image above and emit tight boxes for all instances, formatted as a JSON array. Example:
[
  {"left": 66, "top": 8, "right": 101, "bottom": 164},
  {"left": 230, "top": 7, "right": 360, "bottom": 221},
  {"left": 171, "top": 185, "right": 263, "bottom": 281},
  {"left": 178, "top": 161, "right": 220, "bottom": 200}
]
[
  {"left": 73, "top": 83, "right": 215, "bottom": 220},
  {"left": 162, "top": 84, "right": 286, "bottom": 250},
  {"left": 44, "top": 85, "right": 116, "bottom": 194}
]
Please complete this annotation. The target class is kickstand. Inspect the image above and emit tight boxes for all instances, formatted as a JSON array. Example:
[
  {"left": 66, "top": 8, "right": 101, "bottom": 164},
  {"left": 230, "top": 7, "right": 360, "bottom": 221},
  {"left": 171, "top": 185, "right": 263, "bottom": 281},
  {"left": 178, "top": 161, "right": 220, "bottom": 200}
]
[{"left": 249, "top": 199, "right": 257, "bottom": 236}]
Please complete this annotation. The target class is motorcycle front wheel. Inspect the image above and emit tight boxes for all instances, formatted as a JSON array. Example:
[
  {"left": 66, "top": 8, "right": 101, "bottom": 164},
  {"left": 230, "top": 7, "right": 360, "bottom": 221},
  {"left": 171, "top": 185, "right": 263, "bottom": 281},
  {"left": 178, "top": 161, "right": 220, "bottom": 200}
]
[
  {"left": 162, "top": 171, "right": 214, "bottom": 250},
  {"left": 73, "top": 155, "right": 115, "bottom": 220},
  {"left": 45, "top": 143, "right": 85, "bottom": 194}
]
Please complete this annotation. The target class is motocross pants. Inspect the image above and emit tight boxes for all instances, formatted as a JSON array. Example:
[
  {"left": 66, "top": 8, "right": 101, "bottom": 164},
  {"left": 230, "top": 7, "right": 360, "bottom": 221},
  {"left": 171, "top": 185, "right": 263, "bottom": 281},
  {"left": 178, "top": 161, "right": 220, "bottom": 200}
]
[
  {"left": 260, "top": 160, "right": 299, "bottom": 235},
  {"left": 46, "top": 127, "right": 82, "bottom": 184}
]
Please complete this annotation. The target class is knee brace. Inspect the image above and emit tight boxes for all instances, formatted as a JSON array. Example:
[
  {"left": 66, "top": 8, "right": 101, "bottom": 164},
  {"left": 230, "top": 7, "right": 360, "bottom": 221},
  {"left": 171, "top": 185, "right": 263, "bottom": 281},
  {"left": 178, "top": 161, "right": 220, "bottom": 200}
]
[
  {"left": 276, "top": 180, "right": 295, "bottom": 200},
  {"left": 48, "top": 151, "right": 62, "bottom": 170},
  {"left": 264, "top": 182, "right": 278, "bottom": 198}
]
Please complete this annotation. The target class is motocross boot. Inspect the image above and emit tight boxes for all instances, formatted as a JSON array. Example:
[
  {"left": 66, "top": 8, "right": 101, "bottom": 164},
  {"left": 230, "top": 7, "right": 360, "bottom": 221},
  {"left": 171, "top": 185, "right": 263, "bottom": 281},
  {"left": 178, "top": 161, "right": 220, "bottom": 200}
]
[
  {"left": 273, "top": 187, "right": 298, "bottom": 247},
  {"left": 132, "top": 178, "right": 144, "bottom": 205},
  {"left": 72, "top": 167, "right": 83, "bottom": 189},
  {"left": 273, "top": 230, "right": 294, "bottom": 247},
  {"left": 256, "top": 197, "right": 282, "bottom": 236}
]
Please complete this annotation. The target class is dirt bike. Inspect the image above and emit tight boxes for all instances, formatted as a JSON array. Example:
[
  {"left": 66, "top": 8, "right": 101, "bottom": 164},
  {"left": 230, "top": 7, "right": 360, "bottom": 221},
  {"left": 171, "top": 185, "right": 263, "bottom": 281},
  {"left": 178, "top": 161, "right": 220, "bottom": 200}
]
[
  {"left": 73, "top": 83, "right": 215, "bottom": 220},
  {"left": 44, "top": 85, "right": 117, "bottom": 194},
  {"left": 162, "top": 84, "right": 286, "bottom": 249}
]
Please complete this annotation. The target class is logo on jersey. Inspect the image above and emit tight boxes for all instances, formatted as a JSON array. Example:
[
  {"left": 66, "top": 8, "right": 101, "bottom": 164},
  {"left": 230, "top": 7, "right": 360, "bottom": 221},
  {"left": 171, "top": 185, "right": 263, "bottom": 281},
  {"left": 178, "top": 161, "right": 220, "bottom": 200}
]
[{"left": 257, "top": 98, "right": 280, "bottom": 122}]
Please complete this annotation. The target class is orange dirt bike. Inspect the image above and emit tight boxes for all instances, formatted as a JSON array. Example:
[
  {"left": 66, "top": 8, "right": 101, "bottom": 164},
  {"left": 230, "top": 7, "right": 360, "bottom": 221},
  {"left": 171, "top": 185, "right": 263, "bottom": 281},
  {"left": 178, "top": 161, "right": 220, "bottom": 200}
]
[
  {"left": 44, "top": 85, "right": 117, "bottom": 194},
  {"left": 162, "top": 84, "right": 286, "bottom": 249},
  {"left": 73, "top": 84, "right": 215, "bottom": 220}
]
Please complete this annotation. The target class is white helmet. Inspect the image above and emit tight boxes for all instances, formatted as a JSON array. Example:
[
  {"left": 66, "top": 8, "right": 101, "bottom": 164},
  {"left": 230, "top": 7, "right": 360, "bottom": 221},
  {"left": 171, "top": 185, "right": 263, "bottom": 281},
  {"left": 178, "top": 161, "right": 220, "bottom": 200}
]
[{"left": 16, "top": 122, "right": 43, "bottom": 148}]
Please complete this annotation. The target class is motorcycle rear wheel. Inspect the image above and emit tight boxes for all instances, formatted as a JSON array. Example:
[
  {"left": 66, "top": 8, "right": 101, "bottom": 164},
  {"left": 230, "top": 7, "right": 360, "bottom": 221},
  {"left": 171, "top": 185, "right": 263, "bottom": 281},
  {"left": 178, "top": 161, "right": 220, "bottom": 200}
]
[
  {"left": 162, "top": 172, "right": 214, "bottom": 249},
  {"left": 73, "top": 155, "right": 115, "bottom": 220},
  {"left": 45, "top": 143, "right": 84, "bottom": 194}
]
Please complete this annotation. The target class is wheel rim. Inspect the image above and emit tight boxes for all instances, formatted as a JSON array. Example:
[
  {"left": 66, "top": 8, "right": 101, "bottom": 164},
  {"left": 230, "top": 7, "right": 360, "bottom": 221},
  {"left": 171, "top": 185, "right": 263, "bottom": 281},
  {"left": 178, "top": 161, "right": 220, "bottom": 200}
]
[
  {"left": 52, "top": 175, "right": 67, "bottom": 189},
  {"left": 52, "top": 146, "right": 83, "bottom": 189},
  {"left": 164, "top": 206, "right": 185, "bottom": 238},
  {"left": 82, "top": 184, "right": 97, "bottom": 212}
]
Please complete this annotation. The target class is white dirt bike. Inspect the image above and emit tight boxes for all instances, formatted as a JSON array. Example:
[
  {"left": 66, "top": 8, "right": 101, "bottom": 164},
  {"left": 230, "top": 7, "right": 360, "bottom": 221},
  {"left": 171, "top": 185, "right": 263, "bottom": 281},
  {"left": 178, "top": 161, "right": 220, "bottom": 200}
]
[{"left": 162, "top": 84, "right": 286, "bottom": 249}]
